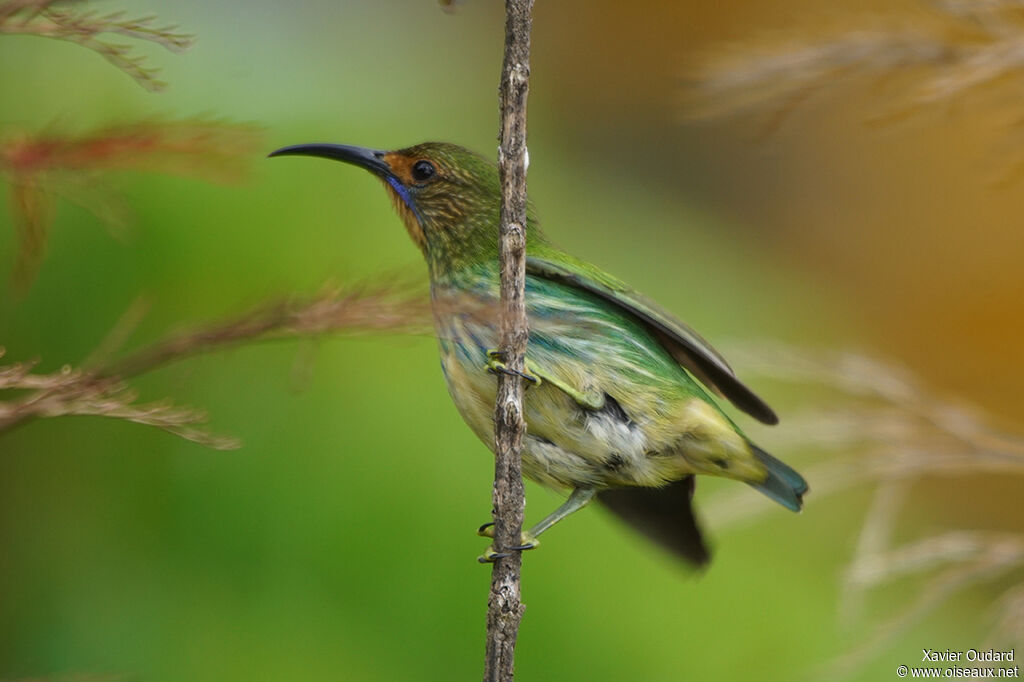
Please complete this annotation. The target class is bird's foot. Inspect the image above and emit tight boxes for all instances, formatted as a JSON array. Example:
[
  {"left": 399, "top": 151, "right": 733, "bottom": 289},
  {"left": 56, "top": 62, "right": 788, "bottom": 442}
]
[
  {"left": 486, "top": 349, "right": 540, "bottom": 385},
  {"left": 476, "top": 541, "right": 539, "bottom": 563},
  {"left": 476, "top": 523, "right": 539, "bottom": 563}
]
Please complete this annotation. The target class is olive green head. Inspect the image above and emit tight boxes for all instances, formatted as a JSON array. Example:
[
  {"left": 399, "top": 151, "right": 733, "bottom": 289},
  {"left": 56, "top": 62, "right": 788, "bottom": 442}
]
[{"left": 270, "top": 141, "right": 534, "bottom": 275}]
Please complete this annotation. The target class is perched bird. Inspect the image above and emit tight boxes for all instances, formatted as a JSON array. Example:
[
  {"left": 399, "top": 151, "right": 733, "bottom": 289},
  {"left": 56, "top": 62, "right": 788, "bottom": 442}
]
[{"left": 270, "top": 141, "right": 808, "bottom": 566}]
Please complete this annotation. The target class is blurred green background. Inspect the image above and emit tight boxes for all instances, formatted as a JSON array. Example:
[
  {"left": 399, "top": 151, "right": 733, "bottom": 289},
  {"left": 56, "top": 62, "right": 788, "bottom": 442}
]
[{"left": 1, "top": 1, "right": 1020, "bottom": 680}]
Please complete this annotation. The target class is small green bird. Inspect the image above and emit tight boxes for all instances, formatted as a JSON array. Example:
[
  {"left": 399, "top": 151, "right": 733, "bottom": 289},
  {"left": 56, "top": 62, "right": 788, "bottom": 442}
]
[{"left": 270, "top": 141, "right": 808, "bottom": 566}]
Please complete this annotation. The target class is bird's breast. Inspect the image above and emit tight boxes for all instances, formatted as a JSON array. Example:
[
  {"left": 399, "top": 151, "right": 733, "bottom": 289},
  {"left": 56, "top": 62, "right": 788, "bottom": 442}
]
[
  {"left": 428, "top": 284, "right": 687, "bottom": 490},
  {"left": 430, "top": 287, "right": 500, "bottom": 444}
]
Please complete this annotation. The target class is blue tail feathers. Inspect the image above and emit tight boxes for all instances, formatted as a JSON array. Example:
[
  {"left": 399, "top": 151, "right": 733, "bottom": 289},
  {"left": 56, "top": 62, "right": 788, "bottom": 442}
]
[{"left": 747, "top": 444, "right": 808, "bottom": 512}]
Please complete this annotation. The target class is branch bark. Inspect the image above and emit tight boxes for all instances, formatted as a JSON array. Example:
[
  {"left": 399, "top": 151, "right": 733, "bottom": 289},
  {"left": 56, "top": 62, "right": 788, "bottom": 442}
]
[{"left": 484, "top": 1, "right": 534, "bottom": 681}]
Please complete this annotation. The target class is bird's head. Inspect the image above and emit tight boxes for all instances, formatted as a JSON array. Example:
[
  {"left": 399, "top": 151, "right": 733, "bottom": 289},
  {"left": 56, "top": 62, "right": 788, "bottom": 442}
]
[{"left": 270, "top": 141, "right": 532, "bottom": 275}]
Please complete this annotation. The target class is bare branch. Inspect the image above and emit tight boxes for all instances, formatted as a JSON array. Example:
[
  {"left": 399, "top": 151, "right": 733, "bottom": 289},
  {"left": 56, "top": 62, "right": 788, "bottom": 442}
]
[{"left": 484, "top": 1, "right": 533, "bottom": 680}]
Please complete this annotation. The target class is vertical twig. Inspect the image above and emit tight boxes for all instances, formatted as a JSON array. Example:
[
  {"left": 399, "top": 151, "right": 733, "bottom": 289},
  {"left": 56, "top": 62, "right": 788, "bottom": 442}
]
[{"left": 484, "top": 1, "right": 534, "bottom": 681}]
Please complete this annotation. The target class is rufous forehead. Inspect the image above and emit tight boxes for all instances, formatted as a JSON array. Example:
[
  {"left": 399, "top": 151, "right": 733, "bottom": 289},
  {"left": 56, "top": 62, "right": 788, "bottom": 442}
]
[{"left": 382, "top": 152, "right": 425, "bottom": 184}]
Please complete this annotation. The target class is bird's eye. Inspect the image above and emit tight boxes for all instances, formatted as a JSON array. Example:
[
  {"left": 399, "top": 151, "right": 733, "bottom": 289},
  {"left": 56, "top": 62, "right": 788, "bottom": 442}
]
[{"left": 411, "top": 160, "right": 436, "bottom": 183}]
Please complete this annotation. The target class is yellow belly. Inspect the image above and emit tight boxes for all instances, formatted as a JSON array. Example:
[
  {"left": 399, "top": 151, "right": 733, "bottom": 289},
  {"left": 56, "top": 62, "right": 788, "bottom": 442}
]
[{"left": 438, "top": 345, "right": 687, "bottom": 490}]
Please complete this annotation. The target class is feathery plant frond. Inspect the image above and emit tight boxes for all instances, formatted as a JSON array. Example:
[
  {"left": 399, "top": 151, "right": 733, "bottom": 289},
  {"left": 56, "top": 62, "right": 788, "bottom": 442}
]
[
  {"left": 0, "top": 0, "right": 194, "bottom": 91},
  {"left": 102, "top": 277, "right": 432, "bottom": 379},
  {"left": 0, "top": 119, "right": 265, "bottom": 289},
  {"left": 0, "top": 279, "right": 432, "bottom": 444},
  {"left": 1, "top": 120, "right": 264, "bottom": 180},
  {"left": 708, "top": 343, "right": 1024, "bottom": 677},
  {"left": 682, "top": 1, "right": 1024, "bottom": 139},
  {"left": 0, "top": 347, "right": 240, "bottom": 449}
]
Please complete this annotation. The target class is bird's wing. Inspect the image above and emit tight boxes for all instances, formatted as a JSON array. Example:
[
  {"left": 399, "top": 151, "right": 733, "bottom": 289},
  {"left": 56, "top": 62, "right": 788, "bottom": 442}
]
[
  {"left": 525, "top": 252, "right": 778, "bottom": 425},
  {"left": 597, "top": 475, "right": 710, "bottom": 566}
]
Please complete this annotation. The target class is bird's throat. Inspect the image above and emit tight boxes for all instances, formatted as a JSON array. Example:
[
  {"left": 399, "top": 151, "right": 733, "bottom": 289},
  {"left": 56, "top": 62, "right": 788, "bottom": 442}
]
[{"left": 380, "top": 176, "right": 426, "bottom": 253}]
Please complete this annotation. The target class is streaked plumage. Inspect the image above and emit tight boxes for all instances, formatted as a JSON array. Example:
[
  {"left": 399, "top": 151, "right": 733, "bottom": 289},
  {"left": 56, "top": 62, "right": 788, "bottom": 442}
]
[{"left": 270, "top": 141, "right": 808, "bottom": 566}]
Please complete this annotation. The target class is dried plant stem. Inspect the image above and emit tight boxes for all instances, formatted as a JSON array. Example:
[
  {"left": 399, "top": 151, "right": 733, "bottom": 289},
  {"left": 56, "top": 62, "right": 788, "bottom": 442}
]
[
  {"left": 711, "top": 343, "right": 1024, "bottom": 674},
  {"left": 825, "top": 532, "right": 1024, "bottom": 678},
  {"left": 484, "top": 1, "right": 533, "bottom": 681},
  {"left": 0, "top": 1, "right": 194, "bottom": 91},
  {"left": 681, "top": 0, "right": 1024, "bottom": 169},
  {"left": 0, "top": 283, "right": 430, "bottom": 440},
  {"left": 0, "top": 349, "right": 239, "bottom": 449},
  {"left": 113, "top": 282, "right": 428, "bottom": 377}
]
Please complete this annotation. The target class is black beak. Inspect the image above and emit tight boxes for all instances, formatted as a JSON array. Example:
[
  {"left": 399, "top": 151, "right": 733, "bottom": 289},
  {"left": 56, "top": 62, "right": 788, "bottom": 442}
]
[{"left": 268, "top": 143, "right": 392, "bottom": 177}]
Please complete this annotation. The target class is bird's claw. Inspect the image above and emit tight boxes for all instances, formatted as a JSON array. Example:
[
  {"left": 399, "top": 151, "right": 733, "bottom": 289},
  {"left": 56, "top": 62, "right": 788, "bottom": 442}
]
[
  {"left": 477, "top": 544, "right": 538, "bottom": 563},
  {"left": 476, "top": 530, "right": 539, "bottom": 563},
  {"left": 477, "top": 548, "right": 510, "bottom": 563},
  {"left": 486, "top": 349, "right": 540, "bottom": 385}
]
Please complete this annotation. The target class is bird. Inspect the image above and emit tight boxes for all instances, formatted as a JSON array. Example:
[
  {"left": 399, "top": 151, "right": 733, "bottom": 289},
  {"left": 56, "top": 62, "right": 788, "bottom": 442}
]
[{"left": 269, "top": 141, "right": 808, "bottom": 566}]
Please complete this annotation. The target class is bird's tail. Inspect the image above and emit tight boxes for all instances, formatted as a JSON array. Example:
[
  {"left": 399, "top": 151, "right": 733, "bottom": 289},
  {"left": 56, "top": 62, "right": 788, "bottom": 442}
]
[
  {"left": 597, "top": 476, "right": 710, "bottom": 567},
  {"left": 746, "top": 443, "right": 809, "bottom": 512}
]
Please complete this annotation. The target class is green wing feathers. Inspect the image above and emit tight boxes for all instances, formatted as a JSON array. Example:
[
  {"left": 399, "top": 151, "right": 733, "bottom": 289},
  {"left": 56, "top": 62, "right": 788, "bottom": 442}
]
[{"left": 525, "top": 250, "right": 779, "bottom": 425}]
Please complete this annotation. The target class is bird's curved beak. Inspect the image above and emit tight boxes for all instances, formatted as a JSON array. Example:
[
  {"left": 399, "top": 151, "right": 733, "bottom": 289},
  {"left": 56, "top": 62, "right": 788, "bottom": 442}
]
[{"left": 268, "top": 143, "right": 393, "bottom": 178}]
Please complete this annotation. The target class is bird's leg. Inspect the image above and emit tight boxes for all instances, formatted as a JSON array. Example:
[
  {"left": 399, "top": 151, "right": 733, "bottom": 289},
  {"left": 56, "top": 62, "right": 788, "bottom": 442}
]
[
  {"left": 486, "top": 349, "right": 540, "bottom": 385},
  {"left": 477, "top": 487, "right": 596, "bottom": 563},
  {"left": 523, "top": 486, "right": 597, "bottom": 541}
]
